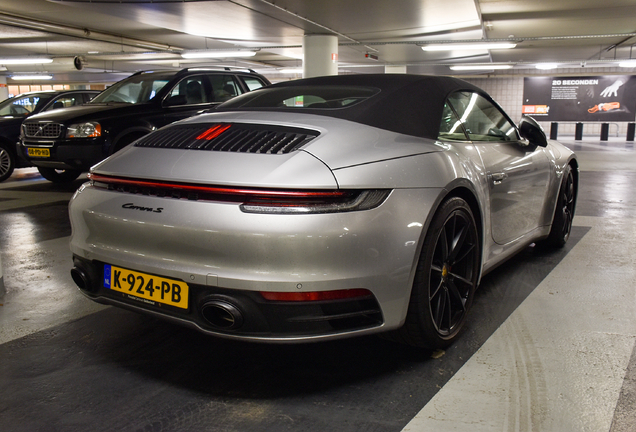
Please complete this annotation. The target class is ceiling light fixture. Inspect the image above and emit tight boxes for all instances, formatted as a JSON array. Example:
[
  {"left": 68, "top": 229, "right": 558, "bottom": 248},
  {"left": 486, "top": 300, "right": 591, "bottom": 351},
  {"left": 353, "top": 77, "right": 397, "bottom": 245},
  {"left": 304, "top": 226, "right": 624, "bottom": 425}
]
[
  {"left": 536, "top": 63, "right": 559, "bottom": 70},
  {"left": 618, "top": 60, "right": 636, "bottom": 68},
  {"left": 449, "top": 65, "right": 513, "bottom": 71},
  {"left": 0, "top": 57, "right": 53, "bottom": 65},
  {"left": 422, "top": 43, "right": 516, "bottom": 51},
  {"left": 11, "top": 74, "right": 53, "bottom": 80},
  {"left": 181, "top": 51, "right": 257, "bottom": 59}
]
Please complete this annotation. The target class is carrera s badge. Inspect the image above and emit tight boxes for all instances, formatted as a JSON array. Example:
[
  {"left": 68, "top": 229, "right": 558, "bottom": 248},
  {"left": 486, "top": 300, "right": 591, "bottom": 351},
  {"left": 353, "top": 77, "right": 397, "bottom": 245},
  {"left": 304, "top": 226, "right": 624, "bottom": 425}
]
[{"left": 122, "top": 203, "right": 163, "bottom": 213}]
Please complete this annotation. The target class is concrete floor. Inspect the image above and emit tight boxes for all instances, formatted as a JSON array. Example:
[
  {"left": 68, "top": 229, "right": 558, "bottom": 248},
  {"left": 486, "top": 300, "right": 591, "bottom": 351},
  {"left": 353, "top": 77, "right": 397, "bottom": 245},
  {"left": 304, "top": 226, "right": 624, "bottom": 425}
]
[{"left": 0, "top": 138, "right": 634, "bottom": 431}]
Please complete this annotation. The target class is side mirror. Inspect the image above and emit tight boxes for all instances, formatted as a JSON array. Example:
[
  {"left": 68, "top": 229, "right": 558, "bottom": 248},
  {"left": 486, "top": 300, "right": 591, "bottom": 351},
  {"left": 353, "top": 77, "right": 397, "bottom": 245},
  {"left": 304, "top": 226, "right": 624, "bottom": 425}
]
[
  {"left": 164, "top": 95, "right": 187, "bottom": 107},
  {"left": 518, "top": 115, "right": 548, "bottom": 147}
]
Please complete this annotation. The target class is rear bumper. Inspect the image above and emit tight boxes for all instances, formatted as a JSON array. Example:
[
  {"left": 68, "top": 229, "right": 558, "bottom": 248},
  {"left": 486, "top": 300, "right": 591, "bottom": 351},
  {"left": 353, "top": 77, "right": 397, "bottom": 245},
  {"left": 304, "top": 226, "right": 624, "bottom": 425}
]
[{"left": 72, "top": 255, "right": 385, "bottom": 342}]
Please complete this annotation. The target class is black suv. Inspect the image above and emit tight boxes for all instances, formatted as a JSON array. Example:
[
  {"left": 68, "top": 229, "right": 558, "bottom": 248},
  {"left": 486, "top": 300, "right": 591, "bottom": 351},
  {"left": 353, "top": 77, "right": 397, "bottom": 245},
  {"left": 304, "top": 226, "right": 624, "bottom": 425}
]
[
  {"left": 19, "top": 68, "right": 270, "bottom": 182},
  {"left": 0, "top": 89, "right": 100, "bottom": 182}
]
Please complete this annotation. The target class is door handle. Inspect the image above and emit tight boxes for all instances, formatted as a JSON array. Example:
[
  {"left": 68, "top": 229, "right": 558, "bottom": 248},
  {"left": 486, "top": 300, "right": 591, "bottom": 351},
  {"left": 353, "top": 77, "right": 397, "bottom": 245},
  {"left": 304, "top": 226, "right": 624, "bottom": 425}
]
[{"left": 490, "top": 172, "right": 508, "bottom": 185}]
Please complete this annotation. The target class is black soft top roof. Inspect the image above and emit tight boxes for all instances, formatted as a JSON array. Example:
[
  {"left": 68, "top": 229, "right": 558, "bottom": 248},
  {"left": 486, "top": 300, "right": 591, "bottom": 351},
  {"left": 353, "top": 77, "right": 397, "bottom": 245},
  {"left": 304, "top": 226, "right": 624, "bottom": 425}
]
[{"left": 217, "top": 74, "right": 485, "bottom": 139}]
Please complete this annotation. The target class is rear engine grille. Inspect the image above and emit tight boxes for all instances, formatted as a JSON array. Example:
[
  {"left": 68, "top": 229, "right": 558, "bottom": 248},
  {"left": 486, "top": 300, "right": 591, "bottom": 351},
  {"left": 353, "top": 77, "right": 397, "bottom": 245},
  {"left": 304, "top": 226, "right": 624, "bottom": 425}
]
[
  {"left": 23, "top": 122, "right": 63, "bottom": 138},
  {"left": 134, "top": 123, "right": 319, "bottom": 154}
]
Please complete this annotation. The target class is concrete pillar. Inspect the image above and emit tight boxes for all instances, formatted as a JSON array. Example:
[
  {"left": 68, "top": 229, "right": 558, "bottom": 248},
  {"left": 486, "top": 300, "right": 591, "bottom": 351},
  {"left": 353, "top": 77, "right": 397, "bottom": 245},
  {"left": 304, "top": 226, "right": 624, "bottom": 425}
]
[
  {"left": 0, "top": 76, "right": 8, "bottom": 100},
  {"left": 303, "top": 34, "right": 338, "bottom": 78},
  {"left": 385, "top": 65, "right": 407, "bottom": 74}
]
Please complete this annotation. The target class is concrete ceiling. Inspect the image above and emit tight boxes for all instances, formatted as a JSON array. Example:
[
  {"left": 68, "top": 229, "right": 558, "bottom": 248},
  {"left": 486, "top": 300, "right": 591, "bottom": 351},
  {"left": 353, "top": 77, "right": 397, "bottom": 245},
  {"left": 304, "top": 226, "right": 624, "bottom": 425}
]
[{"left": 1, "top": 0, "right": 635, "bottom": 84}]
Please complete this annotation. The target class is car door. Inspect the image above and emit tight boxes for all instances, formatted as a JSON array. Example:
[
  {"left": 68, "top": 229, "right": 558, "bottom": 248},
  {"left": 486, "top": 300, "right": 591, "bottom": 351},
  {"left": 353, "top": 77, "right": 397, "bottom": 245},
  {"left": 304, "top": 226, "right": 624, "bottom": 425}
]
[{"left": 446, "top": 91, "right": 551, "bottom": 244}]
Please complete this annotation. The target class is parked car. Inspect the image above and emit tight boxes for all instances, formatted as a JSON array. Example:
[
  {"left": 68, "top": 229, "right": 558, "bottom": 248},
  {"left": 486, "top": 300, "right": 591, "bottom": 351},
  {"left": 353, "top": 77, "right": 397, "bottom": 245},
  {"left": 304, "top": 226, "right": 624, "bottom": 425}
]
[
  {"left": 69, "top": 74, "right": 577, "bottom": 348},
  {"left": 19, "top": 68, "right": 270, "bottom": 182},
  {"left": 0, "top": 90, "right": 100, "bottom": 182}
]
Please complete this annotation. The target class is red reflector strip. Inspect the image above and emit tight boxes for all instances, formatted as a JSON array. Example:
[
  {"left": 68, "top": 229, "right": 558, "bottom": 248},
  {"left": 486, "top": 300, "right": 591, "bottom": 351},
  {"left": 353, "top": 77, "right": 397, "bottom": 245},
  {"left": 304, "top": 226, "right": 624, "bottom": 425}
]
[
  {"left": 260, "top": 289, "right": 372, "bottom": 302},
  {"left": 196, "top": 124, "right": 231, "bottom": 140},
  {"left": 88, "top": 173, "right": 346, "bottom": 199}
]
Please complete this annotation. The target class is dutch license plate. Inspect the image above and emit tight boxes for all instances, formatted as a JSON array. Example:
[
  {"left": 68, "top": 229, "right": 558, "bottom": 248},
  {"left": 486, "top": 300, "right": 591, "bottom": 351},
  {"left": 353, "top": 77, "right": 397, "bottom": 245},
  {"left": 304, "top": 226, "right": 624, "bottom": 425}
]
[
  {"left": 104, "top": 264, "right": 189, "bottom": 309},
  {"left": 27, "top": 147, "right": 50, "bottom": 158}
]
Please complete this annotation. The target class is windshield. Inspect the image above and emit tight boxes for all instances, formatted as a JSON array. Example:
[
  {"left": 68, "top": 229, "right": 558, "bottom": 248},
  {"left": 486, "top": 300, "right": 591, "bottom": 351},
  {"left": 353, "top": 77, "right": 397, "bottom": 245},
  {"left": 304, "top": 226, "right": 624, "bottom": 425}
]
[
  {"left": 220, "top": 85, "right": 379, "bottom": 110},
  {"left": 91, "top": 72, "right": 175, "bottom": 104},
  {"left": 0, "top": 94, "right": 53, "bottom": 117}
]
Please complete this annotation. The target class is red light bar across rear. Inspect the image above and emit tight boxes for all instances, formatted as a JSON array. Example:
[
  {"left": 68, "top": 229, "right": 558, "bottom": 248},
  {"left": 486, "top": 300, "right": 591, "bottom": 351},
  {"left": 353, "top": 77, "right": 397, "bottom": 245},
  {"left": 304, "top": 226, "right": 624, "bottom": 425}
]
[
  {"left": 88, "top": 173, "right": 346, "bottom": 199},
  {"left": 87, "top": 174, "right": 390, "bottom": 214}
]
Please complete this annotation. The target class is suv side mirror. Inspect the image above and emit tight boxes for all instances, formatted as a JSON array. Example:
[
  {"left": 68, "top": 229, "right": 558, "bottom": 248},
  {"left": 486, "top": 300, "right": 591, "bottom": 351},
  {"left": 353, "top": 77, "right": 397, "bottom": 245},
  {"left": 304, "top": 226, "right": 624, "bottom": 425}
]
[
  {"left": 164, "top": 95, "right": 187, "bottom": 107},
  {"left": 518, "top": 115, "right": 548, "bottom": 147}
]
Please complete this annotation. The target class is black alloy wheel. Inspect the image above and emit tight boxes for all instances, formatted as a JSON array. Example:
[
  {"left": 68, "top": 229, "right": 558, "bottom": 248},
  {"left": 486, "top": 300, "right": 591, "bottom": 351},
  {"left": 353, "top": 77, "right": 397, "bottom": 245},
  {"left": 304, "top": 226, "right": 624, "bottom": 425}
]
[
  {"left": 545, "top": 164, "right": 575, "bottom": 248},
  {"left": 37, "top": 167, "right": 83, "bottom": 183},
  {"left": 0, "top": 144, "right": 15, "bottom": 182},
  {"left": 399, "top": 197, "right": 480, "bottom": 349}
]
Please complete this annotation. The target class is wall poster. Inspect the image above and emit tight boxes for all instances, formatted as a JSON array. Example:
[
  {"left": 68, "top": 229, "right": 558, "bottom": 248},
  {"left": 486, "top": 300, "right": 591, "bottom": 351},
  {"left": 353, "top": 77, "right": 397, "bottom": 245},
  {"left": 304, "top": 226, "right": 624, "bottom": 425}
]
[{"left": 522, "top": 75, "right": 636, "bottom": 122}]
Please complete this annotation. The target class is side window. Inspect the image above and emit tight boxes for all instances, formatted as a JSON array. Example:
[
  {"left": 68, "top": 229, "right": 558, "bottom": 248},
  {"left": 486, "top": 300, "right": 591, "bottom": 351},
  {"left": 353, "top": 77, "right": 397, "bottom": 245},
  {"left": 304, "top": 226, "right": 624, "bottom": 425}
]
[
  {"left": 0, "top": 96, "right": 41, "bottom": 116},
  {"left": 438, "top": 102, "right": 468, "bottom": 141},
  {"left": 43, "top": 94, "right": 84, "bottom": 112},
  {"left": 209, "top": 75, "right": 243, "bottom": 103},
  {"left": 242, "top": 76, "right": 267, "bottom": 91},
  {"left": 447, "top": 92, "right": 519, "bottom": 142},
  {"left": 166, "top": 76, "right": 208, "bottom": 106}
]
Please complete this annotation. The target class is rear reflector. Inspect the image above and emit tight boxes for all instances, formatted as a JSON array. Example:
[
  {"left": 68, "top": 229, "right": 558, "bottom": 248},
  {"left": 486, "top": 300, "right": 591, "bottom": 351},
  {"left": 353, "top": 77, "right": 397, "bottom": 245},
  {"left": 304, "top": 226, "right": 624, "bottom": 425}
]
[{"left": 260, "top": 289, "right": 373, "bottom": 302}]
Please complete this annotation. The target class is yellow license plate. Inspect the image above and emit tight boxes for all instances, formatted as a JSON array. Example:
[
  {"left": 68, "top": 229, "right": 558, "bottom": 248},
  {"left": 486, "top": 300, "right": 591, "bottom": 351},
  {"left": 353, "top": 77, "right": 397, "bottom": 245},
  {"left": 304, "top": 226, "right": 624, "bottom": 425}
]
[
  {"left": 104, "top": 264, "right": 189, "bottom": 309},
  {"left": 27, "top": 147, "right": 50, "bottom": 158}
]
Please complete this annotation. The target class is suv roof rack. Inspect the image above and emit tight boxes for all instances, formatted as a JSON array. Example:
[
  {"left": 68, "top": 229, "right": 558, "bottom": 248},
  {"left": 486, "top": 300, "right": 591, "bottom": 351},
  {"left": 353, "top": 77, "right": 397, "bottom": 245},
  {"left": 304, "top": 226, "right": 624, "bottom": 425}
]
[{"left": 128, "top": 68, "right": 261, "bottom": 78}]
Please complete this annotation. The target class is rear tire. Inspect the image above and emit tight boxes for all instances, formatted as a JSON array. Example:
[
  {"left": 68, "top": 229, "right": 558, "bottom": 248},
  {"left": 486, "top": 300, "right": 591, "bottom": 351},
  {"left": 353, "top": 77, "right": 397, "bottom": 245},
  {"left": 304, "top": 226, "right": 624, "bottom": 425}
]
[
  {"left": 37, "top": 167, "right": 82, "bottom": 183},
  {"left": 398, "top": 197, "right": 480, "bottom": 349},
  {"left": 0, "top": 144, "right": 15, "bottom": 182},
  {"left": 544, "top": 164, "right": 575, "bottom": 248}
]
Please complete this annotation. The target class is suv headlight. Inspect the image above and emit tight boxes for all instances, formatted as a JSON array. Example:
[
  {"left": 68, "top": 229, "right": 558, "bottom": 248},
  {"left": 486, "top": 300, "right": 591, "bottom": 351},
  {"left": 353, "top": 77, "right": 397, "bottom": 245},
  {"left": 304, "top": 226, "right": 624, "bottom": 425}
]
[{"left": 67, "top": 122, "right": 101, "bottom": 138}]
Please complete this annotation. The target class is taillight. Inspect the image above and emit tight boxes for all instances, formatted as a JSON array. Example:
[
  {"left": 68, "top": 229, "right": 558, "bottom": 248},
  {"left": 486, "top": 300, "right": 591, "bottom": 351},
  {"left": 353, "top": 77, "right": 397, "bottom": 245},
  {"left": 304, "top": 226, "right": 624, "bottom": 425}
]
[
  {"left": 88, "top": 173, "right": 390, "bottom": 214},
  {"left": 240, "top": 189, "right": 389, "bottom": 214}
]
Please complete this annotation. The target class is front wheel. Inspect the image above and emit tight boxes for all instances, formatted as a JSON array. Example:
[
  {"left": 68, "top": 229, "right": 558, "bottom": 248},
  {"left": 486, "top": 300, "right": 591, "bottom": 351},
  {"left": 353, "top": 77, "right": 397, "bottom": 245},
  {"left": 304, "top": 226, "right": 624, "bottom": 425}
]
[
  {"left": 37, "top": 167, "right": 82, "bottom": 183},
  {"left": 0, "top": 144, "right": 15, "bottom": 182},
  {"left": 399, "top": 197, "right": 481, "bottom": 349}
]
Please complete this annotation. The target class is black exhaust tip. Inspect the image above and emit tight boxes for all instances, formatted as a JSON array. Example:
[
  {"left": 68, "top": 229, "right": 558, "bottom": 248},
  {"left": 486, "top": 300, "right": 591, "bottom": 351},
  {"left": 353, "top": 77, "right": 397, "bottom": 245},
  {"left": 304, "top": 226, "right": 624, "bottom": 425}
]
[
  {"left": 200, "top": 299, "right": 244, "bottom": 330},
  {"left": 70, "top": 267, "right": 90, "bottom": 291}
]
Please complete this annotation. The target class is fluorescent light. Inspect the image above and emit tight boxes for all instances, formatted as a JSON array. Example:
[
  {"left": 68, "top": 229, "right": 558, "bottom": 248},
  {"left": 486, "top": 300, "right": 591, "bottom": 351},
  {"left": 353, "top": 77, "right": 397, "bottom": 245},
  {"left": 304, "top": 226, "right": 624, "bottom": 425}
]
[
  {"left": 181, "top": 51, "right": 257, "bottom": 59},
  {"left": 536, "top": 63, "right": 559, "bottom": 70},
  {"left": 0, "top": 58, "right": 53, "bottom": 65},
  {"left": 422, "top": 43, "right": 516, "bottom": 51},
  {"left": 450, "top": 65, "right": 513, "bottom": 71},
  {"left": 619, "top": 60, "right": 636, "bottom": 68},
  {"left": 11, "top": 75, "right": 53, "bottom": 80}
]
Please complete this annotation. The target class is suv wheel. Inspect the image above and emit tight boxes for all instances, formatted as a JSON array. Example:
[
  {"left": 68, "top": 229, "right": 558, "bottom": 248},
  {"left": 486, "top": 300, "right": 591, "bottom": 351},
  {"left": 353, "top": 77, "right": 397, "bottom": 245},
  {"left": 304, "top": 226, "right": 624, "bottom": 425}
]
[
  {"left": 0, "top": 143, "right": 15, "bottom": 182},
  {"left": 37, "top": 167, "right": 83, "bottom": 183}
]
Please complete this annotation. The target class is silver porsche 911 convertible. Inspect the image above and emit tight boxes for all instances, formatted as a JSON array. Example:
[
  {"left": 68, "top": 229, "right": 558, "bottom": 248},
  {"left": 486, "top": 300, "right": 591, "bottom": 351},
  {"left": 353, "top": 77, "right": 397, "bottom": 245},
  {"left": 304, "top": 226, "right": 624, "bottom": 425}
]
[{"left": 69, "top": 74, "right": 577, "bottom": 348}]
